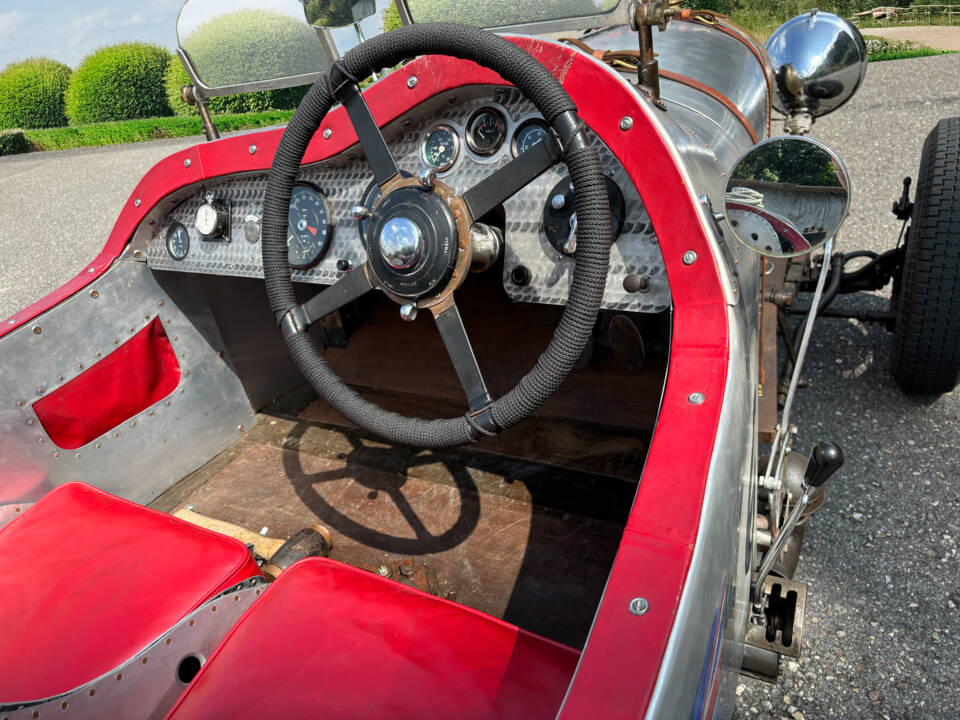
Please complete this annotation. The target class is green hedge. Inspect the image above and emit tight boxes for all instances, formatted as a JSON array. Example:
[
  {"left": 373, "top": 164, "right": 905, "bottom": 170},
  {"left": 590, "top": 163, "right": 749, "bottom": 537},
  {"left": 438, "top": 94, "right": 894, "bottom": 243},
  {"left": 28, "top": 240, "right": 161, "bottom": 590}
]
[
  {"left": 180, "top": 9, "right": 325, "bottom": 88},
  {"left": 0, "top": 129, "right": 30, "bottom": 156},
  {"left": 163, "top": 56, "right": 308, "bottom": 117},
  {"left": 21, "top": 110, "right": 294, "bottom": 152},
  {"left": 66, "top": 43, "right": 173, "bottom": 125},
  {"left": 0, "top": 58, "right": 71, "bottom": 130}
]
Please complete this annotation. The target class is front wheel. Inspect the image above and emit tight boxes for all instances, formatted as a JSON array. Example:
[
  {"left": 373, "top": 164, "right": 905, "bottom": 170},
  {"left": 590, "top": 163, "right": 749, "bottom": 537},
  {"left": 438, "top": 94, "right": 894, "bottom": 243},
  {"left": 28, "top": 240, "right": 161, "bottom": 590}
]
[{"left": 890, "top": 117, "right": 960, "bottom": 395}]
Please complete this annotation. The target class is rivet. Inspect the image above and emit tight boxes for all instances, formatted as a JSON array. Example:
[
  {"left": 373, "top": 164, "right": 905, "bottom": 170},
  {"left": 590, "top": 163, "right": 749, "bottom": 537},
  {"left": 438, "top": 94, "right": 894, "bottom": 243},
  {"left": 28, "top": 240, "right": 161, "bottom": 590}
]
[
  {"left": 27, "top": 419, "right": 33, "bottom": 425},
  {"left": 248, "top": 144, "right": 257, "bottom": 155},
  {"left": 75, "top": 454, "right": 81, "bottom": 459},
  {"left": 17, "top": 401, "right": 24, "bottom": 407},
  {"left": 189, "top": 619, "right": 195, "bottom": 627},
  {"left": 184, "top": 158, "right": 191, "bottom": 168},
  {"left": 141, "top": 657, "right": 148, "bottom": 664},
  {"left": 58, "top": 376, "right": 63, "bottom": 382},
  {"left": 148, "top": 410, "right": 154, "bottom": 416},
  {"left": 90, "top": 290, "right": 99, "bottom": 298},
  {"left": 133, "top": 250, "right": 142, "bottom": 259},
  {"left": 158, "top": 300, "right": 164, "bottom": 307},
  {"left": 682, "top": 250, "right": 697, "bottom": 265},
  {"left": 165, "top": 638, "right": 171, "bottom": 645},
  {"left": 96, "top": 352, "right": 101, "bottom": 358},
  {"left": 144, "top": 314, "right": 150, "bottom": 320},
  {"left": 54, "top": 451, "right": 60, "bottom": 458},
  {"left": 211, "top": 605, "right": 217, "bottom": 612},
  {"left": 87, "top": 268, "right": 95, "bottom": 274},
  {"left": 130, "top": 421, "right": 136, "bottom": 427},
  {"left": 32, "top": 326, "right": 41, "bottom": 335},
  {"left": 89, "top": 689, "right": 95, "bottom": 696},
  {"left": 113, "top": 432, "right": 119, "bottom": 438},
  {"left": 135, "top": 198, "right": 141, "bottom": 207},
  {"left": 78, "top": 363, "right": 83, "bottom": 370},
  {"left": 61, "top": 702, "right": 68, "bottom": 709},
  {"left": 165, "top": 400, "right": 171, "bottom": 406},
  {"left": 95, "top": 443, "right": 101, "bottom": 449},
  {"left": 238, "top": 425, "right": 244, "bottom": 432},
  {"left": 322, "top": 128, "right": 332, "bottom": 139},
  {"left": 39, "top": 438, "right": 45, "bottom": 445},
  {"left": 628, "top": 597, "right": 649, "bottom": 615},
  {"left": 36, "top": 387, "right": 44, "bottom": 395},
  {"left": 688, "top": 392, "right": 706, "bottom": 405},
  {"left": 619, "top": 116, "right": 633, "bottom": 131},
  {"left": 116, "top": 673, "right": 122, "bottom": 681}
]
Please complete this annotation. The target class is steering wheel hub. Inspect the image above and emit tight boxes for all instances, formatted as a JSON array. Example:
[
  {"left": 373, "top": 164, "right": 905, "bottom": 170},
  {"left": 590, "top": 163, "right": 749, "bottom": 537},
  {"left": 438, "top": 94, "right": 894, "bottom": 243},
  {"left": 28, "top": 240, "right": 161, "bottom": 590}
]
[
  {"left": 379, "top": 217, "right": 424, "bottom": 269},
  {"left": 364, "top": 184, "right": 460, "bottom": 299}
]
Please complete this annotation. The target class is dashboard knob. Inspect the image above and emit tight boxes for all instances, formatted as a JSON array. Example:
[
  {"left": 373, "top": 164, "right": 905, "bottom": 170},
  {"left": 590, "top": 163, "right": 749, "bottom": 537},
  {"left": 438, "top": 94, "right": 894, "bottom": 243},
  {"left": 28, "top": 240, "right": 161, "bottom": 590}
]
[{"left": 195, "top": 195, "right": 229, "bottom": 239}]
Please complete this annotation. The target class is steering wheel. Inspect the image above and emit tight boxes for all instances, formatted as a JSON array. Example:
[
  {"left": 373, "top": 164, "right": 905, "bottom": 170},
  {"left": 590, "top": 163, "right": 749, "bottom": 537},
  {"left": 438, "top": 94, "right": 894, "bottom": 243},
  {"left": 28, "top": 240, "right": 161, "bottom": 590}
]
[{"left": 262, "top": 23, "right": 611, "bottom": 449}]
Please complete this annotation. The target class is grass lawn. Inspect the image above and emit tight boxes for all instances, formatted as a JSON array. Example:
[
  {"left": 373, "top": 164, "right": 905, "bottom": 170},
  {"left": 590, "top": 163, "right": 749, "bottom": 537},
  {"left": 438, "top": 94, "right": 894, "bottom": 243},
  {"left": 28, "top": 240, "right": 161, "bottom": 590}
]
[{"left": 1, "top": 109, "right": 295, "bottom": 156}]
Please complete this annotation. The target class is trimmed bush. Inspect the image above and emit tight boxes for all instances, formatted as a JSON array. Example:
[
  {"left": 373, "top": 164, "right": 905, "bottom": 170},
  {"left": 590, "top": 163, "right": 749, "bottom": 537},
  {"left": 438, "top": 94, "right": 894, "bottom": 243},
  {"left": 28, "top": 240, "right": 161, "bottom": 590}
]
[
  {"left": 0, "top": 58, "right": 71, "bottom": 130},
  {"left": 0, "top": 129, "right": 30, "bottom": 156},
  {"left": 163, "top": 57, "right": 264, "bottom": 116},
  {"left": 66, "top": 43, "right": 173, "bottom": 125}
]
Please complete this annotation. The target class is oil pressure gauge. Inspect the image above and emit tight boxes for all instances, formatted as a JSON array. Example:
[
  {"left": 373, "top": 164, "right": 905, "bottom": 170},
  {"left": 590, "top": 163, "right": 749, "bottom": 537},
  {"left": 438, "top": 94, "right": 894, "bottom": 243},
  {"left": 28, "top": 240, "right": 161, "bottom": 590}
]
[{"left": 165, "top": 222, "right": 189, "bottom": 261}]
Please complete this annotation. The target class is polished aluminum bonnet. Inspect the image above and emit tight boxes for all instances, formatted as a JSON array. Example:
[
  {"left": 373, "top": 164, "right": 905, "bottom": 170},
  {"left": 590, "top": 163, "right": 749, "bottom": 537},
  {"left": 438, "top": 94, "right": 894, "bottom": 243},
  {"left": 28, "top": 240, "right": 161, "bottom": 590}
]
[{"left": 766, "top": 10, "right": 867, "bottom": 117}]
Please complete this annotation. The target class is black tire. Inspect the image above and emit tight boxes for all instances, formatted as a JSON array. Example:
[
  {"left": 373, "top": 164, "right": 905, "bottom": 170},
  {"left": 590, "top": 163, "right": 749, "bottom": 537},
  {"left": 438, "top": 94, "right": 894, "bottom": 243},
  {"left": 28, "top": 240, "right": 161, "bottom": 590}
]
[{"left": 890, "top": 117, "right": 960, "bottom": 395}]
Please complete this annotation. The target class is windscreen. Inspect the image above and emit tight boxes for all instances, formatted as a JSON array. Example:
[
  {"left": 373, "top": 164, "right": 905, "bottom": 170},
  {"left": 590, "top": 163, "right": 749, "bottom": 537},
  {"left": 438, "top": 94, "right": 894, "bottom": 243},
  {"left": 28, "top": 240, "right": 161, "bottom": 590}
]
[
  {"left": 404, "top": 0, "right": 620, "bottom": 28},
  {"left": 177, "top": 0, "right": 330, "bottom": 88}
]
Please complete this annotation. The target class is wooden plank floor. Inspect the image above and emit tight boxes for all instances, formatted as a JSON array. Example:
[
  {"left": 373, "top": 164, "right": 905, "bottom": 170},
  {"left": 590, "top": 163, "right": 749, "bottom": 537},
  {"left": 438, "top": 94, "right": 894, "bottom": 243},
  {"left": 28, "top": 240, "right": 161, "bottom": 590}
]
[{"left": 155, "top": 414, "right": 634, "bottom": 648}]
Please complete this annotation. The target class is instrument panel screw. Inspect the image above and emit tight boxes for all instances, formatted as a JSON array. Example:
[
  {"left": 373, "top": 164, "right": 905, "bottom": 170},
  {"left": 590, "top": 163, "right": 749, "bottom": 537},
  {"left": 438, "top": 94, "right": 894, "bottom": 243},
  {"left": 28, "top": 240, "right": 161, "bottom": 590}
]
[
  {"left": 248, "top": 144, "right": 257, "bottom": 155},
  {"left": 682, "top": 250, "right": 698, "bottom": 265},
  {"left": 407, "top": 75, "right": 418, "bottom": 89},
  {"left": 376, "top": 565, "right": 391, "bottom": 577},
  {"left": 688, "top": 392, "right": 706, "bottom": 405},
  {"left": 619, "top": 116, "right": 634, "bottom": 131},
  {"left": 628, "top": 597, "right": 649, "bottom": 616},
  {"left": 323, "top": 128, "right": 332, "bottom": 140},
  {"left": 184, "top": 159, "right": 191, "bottom": 168},
  {"left": 398, "top": 558, "right": 415, "bottom": 577},
  {"left": 418, "top": 167, "right": 436, "bottom": 189},
  {"left": 351, "top": 205, "right": 371, "bottom": 220},
  {"left": 551, "top": 194, "right": 566, "bottom": 210},
  {"left": 336, "top": 259, "right": 352, "bottom": 272}
]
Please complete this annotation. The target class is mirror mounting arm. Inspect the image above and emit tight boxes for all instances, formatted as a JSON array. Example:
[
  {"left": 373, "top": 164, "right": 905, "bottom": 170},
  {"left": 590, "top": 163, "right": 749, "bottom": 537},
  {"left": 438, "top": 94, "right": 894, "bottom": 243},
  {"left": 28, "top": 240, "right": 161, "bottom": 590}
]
[
  {"left": 181, "top": 84, "right": 220, "bottom": 142},
  {"left": 628, "top": 0, "right": 678, "bottom": 110}
]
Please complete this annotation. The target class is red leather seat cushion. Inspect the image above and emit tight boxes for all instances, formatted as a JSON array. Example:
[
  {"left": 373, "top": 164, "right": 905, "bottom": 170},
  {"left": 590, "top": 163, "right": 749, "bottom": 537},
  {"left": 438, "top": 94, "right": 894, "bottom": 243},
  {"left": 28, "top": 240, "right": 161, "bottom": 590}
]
[
  {"left": 0, "top": 482, "right": 260, "bottom": 701},
  {"left": 165, "top": 558, "right": 579, "bottom": 720}
]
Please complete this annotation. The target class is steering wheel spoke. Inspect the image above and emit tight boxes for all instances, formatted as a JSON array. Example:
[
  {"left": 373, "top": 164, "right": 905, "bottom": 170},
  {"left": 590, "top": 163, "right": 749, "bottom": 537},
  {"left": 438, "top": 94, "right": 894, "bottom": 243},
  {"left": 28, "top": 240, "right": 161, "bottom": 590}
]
[
  {"left": 337, "top": 82, "right": 400, "bottom": 187},
  {"left": 431, "top": 302, "right": 492, "bottom": 412},
  {"left": 462, "top": 135, "right": 561, "bottom": 221},
  {"left": 283, "top": 263, "right": 375, "bottom": 335}
]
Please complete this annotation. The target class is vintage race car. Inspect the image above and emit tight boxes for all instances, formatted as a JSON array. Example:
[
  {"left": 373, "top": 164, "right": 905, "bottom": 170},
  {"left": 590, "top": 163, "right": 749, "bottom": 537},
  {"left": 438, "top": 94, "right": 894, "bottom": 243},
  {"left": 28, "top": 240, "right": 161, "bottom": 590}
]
[{"left": 1, "top": 1, "right": 957, "bottom": 718}]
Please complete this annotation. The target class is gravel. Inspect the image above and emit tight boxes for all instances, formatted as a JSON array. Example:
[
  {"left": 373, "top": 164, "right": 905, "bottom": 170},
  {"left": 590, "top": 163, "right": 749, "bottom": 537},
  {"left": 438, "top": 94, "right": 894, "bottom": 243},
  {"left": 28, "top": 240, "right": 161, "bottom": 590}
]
[
  {"left": 735, "top": 54, "right": 960, "bottom": 719},
  {"left": 0, "top": 52, "right": 958, "bottom": 720}
]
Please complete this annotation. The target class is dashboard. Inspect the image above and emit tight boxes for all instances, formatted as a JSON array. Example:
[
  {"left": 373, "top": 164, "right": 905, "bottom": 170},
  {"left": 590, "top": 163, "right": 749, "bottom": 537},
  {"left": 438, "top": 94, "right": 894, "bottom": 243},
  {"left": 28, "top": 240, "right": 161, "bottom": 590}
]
[{"left": 145, "top": 87, "right": 671, "bottom": 314}]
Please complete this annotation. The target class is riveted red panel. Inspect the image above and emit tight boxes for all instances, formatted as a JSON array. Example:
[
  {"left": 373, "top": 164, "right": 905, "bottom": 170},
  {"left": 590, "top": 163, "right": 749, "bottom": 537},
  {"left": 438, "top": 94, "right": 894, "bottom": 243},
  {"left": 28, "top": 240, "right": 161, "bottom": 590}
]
[{"left": 32, "top": 317, "right": 181, "bottom": 449}]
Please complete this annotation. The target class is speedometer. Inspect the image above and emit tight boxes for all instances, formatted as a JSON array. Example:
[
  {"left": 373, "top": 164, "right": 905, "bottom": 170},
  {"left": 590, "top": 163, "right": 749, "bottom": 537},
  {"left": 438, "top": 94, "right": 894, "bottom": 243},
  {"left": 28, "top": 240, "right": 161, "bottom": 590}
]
[{"left": 287, "top": 183, "right": 332, "bottom": 269}]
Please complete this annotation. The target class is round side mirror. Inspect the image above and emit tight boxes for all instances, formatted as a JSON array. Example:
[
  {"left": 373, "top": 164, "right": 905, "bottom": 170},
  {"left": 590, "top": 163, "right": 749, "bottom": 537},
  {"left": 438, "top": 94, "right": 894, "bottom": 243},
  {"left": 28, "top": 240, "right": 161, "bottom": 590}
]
[
  {"left": 766, "top": 10, "right": 867, "bottom": 118},
  {"left": 724, "top": 136, "right": 850, "bottom": 258}
]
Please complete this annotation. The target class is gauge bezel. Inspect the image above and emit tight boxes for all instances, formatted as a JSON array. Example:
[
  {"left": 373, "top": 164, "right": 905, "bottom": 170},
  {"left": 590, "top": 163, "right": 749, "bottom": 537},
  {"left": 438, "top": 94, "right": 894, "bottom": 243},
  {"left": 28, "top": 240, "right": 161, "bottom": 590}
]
[
  {"left": 419, "top": 124, "right": 460, "bottom": 173},
  {"left": 511, "top": 118, "right": 550, "bottom": 158},
  {"left": 465, "top": 107, "right": 508, "bottom": 157},
  {"left": 287, "top": 181, "right": 333, "bottom": 270},
  {"left": 165, "top": 222, "right": 190, "bottom": 262}
]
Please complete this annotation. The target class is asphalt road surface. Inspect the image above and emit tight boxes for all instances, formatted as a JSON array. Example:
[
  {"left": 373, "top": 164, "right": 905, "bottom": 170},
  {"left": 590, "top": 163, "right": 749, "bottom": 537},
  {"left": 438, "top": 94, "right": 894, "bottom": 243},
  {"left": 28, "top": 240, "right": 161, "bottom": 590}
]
[{"left": 1, "top": 54, "right": 958, "bottom": 719}]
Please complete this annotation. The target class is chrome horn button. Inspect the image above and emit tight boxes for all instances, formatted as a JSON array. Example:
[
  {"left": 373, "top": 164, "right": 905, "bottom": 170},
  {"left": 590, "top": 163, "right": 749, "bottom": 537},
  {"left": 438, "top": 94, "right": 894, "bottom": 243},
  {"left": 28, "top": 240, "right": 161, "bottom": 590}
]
[{"left": 379, "top": 216, "right": 423, "bottom": 270}]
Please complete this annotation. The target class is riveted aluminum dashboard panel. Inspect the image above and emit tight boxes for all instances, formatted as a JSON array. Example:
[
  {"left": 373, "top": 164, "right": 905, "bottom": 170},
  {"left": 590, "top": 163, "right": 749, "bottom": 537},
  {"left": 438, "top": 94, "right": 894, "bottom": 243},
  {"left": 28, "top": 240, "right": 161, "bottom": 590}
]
[{"left": 145, "top": 87, "right": 670, "bottom": 313}]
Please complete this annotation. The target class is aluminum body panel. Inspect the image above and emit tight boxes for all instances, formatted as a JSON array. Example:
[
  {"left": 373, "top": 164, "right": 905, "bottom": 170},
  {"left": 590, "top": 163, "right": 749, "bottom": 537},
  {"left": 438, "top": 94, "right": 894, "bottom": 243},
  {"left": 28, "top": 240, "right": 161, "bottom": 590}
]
[
  {"left": 0, "top": 579, "right": 265, "bottom": 719},
  {"left": 585, "top": 21, "right": 770, "bottom": 144},
  {"left": 646, "top": 250, "right": 760, "bottom": 718},
  {"left": 0, "top": 260, "right": 255, "bottom": 505},
  {"left": 144, "top": 88, "right": 671, "bottom": 313}
]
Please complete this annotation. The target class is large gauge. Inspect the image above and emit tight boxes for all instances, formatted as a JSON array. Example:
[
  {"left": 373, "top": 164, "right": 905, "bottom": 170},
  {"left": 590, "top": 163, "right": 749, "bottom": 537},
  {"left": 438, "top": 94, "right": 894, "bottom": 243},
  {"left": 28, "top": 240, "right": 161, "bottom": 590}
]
[
  {"left": 466, "top": 107, "right": 507, "bottom": 156},
  {"left": 420, "top": 125, "right": 459, "bottom": 172},
  {"left": 166, "top": 223, "right": 190, "bottom": 261},
  {"left": 287, "top": 183, "right": 332, "bottom": 269},
  {"left": 512, "top": 119, "right": 549, "bottom": 157}
]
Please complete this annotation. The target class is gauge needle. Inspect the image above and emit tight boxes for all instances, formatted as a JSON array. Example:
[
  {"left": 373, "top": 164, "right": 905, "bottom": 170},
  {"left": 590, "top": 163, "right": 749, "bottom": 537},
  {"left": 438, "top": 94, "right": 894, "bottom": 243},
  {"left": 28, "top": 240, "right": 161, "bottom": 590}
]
[{"left": 307, "top": 226, "right": 317, "bottom": 236}]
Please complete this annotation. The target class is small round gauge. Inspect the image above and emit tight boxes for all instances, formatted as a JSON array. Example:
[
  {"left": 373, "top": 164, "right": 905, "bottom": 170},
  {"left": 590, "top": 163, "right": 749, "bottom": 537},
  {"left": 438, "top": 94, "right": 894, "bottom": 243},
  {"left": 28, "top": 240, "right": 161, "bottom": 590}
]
[
  {"left": 512, "top": 119, "right": 549, "bottom": 157},
  {"left": 165, "top": 223, "right": 190, "bottom": 261},
  {"left": 466, "top": 107, "right": 507, "bottom": 156},
  {"left": 287, "top": 183, "right": 332, "bottom": 269},
  {"left": 421, "top": 124, "right": 460, "bottom": 172}
]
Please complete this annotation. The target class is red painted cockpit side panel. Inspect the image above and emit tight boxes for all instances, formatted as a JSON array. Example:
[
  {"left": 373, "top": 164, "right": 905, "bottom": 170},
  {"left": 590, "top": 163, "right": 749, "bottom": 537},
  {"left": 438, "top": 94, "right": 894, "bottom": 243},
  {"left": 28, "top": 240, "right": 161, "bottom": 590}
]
[
  {"left": 0, "top": 482, "right": 261, "bottom": 701},
  {"left": 32, "top": 317, "right": 181, "bottom": 449},
  {"left": 0, "top": 38, "right": 730, "bottom": 716},
  {"left": 164, "top": 557, "right": 580, "bottom": 720}
]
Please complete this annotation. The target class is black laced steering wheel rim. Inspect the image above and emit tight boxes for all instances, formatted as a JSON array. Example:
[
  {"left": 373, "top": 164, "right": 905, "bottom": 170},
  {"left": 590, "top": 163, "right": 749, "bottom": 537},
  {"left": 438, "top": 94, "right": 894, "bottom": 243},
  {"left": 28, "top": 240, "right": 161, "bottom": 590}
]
[{"left": 262, "top": 23, "right": 611, "bottom": 449}]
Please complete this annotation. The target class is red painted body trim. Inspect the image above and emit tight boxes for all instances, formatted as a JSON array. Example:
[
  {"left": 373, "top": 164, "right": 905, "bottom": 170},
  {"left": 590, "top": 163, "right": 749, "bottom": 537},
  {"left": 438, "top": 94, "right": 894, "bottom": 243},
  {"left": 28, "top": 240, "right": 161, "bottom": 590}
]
[{"left": 0, "top": 38, "right": 731, "bottom": 716}]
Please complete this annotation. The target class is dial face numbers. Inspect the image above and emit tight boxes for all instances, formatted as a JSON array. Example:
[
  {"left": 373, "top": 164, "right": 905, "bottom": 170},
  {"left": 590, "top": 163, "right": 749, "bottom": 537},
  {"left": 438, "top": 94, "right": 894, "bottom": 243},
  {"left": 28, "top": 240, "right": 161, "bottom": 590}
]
[
  {"left": 466, "top": 107, "right": 507, "bottom": 156},
  {"left": 287, "top": 183, "right": 332, "bottom": 269},
  {"left": 165, "top": 223, "right": 190, "bottom": 261},
  {"left": 421, "top": 125, "right": 459, "bottom": 172},
  {"left": 512, "top": 119, "right": 549, "bottom": 157}
]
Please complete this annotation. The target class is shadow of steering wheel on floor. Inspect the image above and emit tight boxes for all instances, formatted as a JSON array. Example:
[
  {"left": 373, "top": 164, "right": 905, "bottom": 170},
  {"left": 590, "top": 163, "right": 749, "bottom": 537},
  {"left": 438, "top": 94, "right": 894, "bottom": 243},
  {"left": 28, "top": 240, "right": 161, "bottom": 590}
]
[{"left": 281, "top": 422, "right": 481, "bottom": 555}]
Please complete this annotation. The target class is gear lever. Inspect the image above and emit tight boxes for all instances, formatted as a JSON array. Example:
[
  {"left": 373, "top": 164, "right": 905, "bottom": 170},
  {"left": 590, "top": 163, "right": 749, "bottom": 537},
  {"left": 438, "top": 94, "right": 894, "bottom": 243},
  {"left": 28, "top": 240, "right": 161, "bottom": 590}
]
[{"left": 753, "top": 441, "right": 844, "bottom": 605}]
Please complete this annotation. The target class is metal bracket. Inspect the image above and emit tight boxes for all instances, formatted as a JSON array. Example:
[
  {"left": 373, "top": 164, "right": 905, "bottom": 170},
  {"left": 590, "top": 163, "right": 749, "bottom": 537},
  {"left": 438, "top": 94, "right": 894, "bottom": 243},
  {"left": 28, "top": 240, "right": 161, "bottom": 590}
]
[{"left": 746, "top": 575, "right": 807, "bottom": 659}]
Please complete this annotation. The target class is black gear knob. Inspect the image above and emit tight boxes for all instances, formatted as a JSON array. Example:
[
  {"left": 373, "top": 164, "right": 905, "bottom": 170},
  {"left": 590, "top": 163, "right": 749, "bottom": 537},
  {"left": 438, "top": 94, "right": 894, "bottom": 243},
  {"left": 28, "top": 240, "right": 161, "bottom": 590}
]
[{"left": 804, "top": 441, "right": 844, "bottom": 488}]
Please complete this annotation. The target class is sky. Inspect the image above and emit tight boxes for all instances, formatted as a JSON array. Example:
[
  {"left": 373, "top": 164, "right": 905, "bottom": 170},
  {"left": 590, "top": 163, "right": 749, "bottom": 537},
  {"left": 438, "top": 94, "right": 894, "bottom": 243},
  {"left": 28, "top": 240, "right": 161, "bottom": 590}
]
[{"left": 0, "top": 0, "right": 394, "bottom": 70}]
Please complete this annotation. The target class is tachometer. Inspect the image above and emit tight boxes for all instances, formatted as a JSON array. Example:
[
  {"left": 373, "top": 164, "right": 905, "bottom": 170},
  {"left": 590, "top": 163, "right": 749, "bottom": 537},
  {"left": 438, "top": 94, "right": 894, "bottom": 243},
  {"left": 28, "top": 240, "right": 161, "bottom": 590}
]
[
  {"left": 287, "top": 183, "right": 332, "bottom": 269},
  {"left": 421, "top": 124, "right": 460, "bottom": 172},
  {"left": 512, "top": 119, "right": 549, "bottom": 157},
  {"left": 166, "top": 222, "right": 190, "bottom": 261},
  {"left": 466, "top": 107, "right": 507, "bottom": 156}
]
